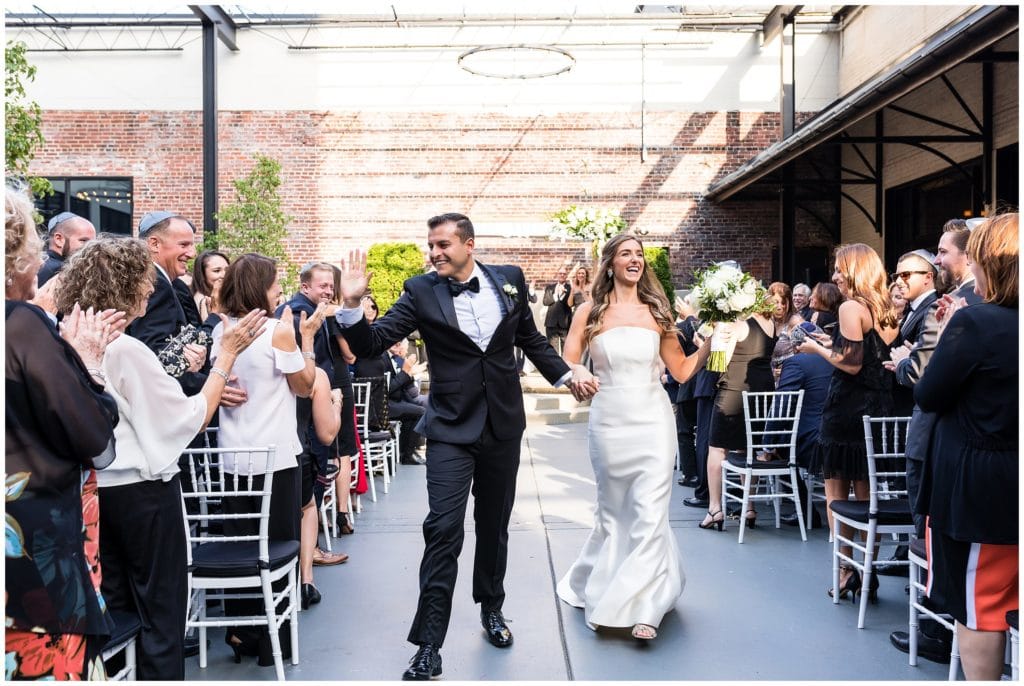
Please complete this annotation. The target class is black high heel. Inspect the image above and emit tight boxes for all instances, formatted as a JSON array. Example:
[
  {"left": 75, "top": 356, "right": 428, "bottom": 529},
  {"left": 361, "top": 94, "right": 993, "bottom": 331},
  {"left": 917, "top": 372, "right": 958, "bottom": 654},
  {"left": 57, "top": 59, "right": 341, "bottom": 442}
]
[
  {"left": 699, "top": 509, "right": 724, "bottom": 531},
  {"left": 864, "top": 571, "right": 879, "bottom": 604},
  {"left": 225, "top": 629, "right": 260, "bottom": 663},
  {"left": 827, "top": 566, "right": 862, "bottom": 602},
  {"left": 744, "top": 509, "right": 757, "bottom": 529}
]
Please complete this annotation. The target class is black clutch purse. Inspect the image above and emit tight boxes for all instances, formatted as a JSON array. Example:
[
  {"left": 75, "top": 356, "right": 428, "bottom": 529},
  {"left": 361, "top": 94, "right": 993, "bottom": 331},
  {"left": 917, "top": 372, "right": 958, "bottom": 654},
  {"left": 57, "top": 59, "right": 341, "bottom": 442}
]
[{"left": 157, "top": 324, "right": 211, "bottom": 377}]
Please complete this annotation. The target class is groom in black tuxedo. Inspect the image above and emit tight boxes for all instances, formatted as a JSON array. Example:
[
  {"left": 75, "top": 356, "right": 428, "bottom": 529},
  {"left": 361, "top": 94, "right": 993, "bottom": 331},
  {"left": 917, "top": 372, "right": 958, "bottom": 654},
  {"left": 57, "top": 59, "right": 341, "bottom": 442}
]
[{"left": 337, "top": 213, "right": 593, "bottom": 680}]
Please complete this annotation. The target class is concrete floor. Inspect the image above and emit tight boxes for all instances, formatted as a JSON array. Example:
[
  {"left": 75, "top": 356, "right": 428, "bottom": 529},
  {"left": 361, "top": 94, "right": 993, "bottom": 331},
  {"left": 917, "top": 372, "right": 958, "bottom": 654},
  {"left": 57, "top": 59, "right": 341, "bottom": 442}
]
[{"left": 185, "top": 421, "right": 948, "bottom": 681}]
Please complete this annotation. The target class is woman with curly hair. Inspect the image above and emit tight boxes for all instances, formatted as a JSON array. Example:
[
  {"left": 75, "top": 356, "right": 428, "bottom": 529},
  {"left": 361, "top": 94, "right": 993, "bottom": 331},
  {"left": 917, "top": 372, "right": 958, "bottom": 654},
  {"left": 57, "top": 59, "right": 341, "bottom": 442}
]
[
  {"left": 5, "top": 185, "right": 122, "bottom": 681},
  {"left": 555, "top": 233, "right": 710, "bottom": 642},
  {"left": 793, "top": 243, "right": 899, "bottom": 602},
  {"left": 55, "top": 236, "right": 266, "bottom": 679}
]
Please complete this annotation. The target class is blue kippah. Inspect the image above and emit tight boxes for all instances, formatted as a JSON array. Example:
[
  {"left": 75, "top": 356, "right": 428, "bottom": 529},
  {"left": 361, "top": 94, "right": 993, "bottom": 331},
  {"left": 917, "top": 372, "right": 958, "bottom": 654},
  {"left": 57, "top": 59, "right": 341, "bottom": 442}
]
[{"left": 47, "top": 211, "right": 80, "bottom": 232}]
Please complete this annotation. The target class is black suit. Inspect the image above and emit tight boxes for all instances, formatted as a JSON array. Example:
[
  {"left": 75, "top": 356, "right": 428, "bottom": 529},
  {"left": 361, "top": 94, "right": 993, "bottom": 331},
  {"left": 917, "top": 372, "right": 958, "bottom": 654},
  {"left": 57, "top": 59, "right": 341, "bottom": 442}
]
[
  {"left": 542, "top": 281, "right": 573, "bottom": 353},
  {"left": 382, "top": 351, "right": 426, "bottom": 460},
  {"left": 342, "top": 262, "right": 569, "bottom": 647},
  {"left": 37, "top": 249, "right": 64, "bottom": 287},
  {"left": 893, "top": 290, "right": 939, "bottom": 415}
]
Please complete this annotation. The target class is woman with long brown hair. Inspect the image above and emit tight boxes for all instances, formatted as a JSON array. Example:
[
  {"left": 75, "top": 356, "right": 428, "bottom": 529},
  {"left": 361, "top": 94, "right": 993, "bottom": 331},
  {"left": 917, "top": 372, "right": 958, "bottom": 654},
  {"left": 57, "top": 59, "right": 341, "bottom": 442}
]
[
  {"left": 793, "top": 243, "right": 899, "bottom": 602},
  {"left": 556, "top": 233, "right": 710, "bottom": 642}
]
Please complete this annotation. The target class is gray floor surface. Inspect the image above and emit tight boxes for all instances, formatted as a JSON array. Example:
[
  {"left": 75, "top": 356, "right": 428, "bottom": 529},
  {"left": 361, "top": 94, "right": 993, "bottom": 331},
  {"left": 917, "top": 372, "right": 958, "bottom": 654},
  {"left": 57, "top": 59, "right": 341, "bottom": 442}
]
[{"left": 186, "top": 421, "right": 947, "bottom": 682}]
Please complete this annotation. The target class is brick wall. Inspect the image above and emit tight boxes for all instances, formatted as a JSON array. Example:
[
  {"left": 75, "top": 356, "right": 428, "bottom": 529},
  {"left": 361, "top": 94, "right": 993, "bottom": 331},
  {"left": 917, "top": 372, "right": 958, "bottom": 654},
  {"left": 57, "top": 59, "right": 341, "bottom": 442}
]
[{"left": 31, "top": 109, "right": 818, "bottom": 287}]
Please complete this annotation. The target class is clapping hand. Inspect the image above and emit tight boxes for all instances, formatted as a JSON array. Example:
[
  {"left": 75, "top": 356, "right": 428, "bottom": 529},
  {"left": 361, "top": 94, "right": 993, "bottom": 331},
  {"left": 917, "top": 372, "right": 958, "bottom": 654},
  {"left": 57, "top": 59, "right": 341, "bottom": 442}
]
[
  {"left": 216, "top": 308, "right": 269, "bottom": 356},
  {"left": 935, "top": 294, "right": 967, "bottom": 328},
  {"left": 298, "top": 302, "right": 328, "bottom": 341},
  {"left": 29, "top": 274, "right": 60, "bottom": 315},
  {"left": 340, "top": 250, "right": 373, "bottom": 308},
  {"left": 60, "top": 303, "right": 127, "bottom": 369}
]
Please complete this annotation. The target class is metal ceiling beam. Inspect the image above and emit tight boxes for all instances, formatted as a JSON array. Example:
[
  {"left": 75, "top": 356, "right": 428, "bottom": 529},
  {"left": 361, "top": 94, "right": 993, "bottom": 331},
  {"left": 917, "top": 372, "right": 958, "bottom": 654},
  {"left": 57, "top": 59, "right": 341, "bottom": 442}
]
[
  {"left": 706, "top": 4, "right": 1018, "bottom": 202},
  {"left": 188, "top": 5, "right": 238, "bottom": 51},
  {"left": 762, "top": 5, "right": 802, "bottom": 45}
]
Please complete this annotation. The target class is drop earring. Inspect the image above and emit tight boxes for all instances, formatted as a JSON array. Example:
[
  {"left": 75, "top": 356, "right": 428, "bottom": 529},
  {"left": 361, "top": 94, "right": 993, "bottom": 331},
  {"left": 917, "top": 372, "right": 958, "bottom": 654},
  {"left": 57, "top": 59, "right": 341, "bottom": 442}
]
[{"left": 606, "top": 269, "right": 613, "bottom": 279}]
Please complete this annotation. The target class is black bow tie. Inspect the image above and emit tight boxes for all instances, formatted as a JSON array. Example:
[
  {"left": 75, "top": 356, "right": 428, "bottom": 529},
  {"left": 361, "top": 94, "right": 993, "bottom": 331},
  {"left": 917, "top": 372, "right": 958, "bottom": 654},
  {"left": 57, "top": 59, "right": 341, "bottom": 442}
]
[{"left": 449, "top": 276, "right": 480, "bottom": 297}]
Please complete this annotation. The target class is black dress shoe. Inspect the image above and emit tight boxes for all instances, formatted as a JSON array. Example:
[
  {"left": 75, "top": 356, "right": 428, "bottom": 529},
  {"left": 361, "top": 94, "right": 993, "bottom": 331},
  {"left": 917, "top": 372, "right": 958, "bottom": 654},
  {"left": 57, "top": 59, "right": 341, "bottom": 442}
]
[
  {"left": 781, "top": 510, "right": 823, "bottom": 528},
  {"left": 683, "top": 496, "right": 709, "bottom": 508},
  {"left": 876, "top": 545, "right": 910, "bottom": 576},
  {"left": 889, "top": 630, "right": 952, "bottom": 664},
  {"left": 481, "top": 609, "right": 514, "bottom": 648},
  {"left": 183, "top": 635, "right": 209, "bottom": 658},
  {"left": 301, "top": 583, "right": 321, "bottom": 610},
  {"left": 677, "top": 475, "right": 700, "bottom": 488},
  {"left": 402, "top": 643, "right": 442, "bottom": 680}
]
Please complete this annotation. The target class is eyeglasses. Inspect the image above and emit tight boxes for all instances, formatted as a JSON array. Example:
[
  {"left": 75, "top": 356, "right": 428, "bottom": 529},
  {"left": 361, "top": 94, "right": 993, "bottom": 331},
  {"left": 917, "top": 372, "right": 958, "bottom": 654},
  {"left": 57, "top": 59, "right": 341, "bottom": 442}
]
[{"left": 890, "top": 270, "right": 931, "bottom": 283}]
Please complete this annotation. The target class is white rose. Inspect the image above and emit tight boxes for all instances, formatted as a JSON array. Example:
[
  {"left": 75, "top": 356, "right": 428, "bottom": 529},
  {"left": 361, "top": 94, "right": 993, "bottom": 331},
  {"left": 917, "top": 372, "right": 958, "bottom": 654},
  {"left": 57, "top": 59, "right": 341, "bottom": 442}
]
[
  {"left": 742, "top": 278, "right": 757, "bottom": 295},
  {"left": 716, "top": 297, "right": 731, "bottom": 311},
  {"left": 703, "top": 273, "right": 726, "bottom": 296},
  {"left": 717, "top": 265, "right": 743, "bottom": 283},
  {"left": 728, "top": 291, "right": 756, "bottom": 311}
]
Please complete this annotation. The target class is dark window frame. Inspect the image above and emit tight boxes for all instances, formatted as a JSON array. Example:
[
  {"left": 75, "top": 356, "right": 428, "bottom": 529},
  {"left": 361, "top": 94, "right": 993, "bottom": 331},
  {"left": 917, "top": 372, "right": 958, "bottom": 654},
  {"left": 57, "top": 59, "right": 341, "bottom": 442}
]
[{"left": 37, "top": 176, "right": 134, "bottom": 236}]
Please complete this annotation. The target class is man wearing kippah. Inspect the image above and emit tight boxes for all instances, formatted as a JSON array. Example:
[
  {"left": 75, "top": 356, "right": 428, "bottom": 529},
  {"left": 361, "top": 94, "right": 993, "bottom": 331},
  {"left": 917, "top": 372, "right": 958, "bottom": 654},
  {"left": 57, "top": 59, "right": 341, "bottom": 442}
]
[{"left": 37, "top": 212, "right": 96, "bottom": 286}]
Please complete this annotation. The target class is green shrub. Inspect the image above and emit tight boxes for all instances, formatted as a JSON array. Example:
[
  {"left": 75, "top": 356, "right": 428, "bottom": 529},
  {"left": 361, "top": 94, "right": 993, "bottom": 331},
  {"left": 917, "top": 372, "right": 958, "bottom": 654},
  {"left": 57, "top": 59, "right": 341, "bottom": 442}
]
[
  {"left": 645, "top": 246, "right": 673, "bottom": 299},
  {"left": 367, "top": 242, "right": 426, "bottom": 313}
]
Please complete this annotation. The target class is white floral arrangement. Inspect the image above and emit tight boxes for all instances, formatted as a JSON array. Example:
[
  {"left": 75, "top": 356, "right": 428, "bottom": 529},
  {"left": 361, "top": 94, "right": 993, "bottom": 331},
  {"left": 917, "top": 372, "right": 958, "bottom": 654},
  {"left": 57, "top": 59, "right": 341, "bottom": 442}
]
[
  {"left": 689, "top": 261, "right": 772, "bottom": 372},
  {"left": 548, "top": 205, "right": 626, "bottom": 242}
]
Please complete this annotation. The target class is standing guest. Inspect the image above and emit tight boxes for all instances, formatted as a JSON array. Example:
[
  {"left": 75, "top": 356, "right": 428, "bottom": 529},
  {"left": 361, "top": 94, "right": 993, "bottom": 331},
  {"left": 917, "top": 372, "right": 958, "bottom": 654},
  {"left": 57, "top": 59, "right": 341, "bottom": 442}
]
[
  {"left": 681, "top": 291, "right": 721, "bottom": 510},
  {"left": 882, "top": 218, "right": 981, "bottom": 660},
  {"left": 190, "top": 249, "right": 230, "bottom": 327},
  {"left": 5, "top": 186, "right": 120, "bottom": 681},
  {"left": 700, "top": 287, "right": 776, "bottom": 531},
  {"left": 793, "top": 243, "right": 899, "bottom": 602},
  {"left": 325, "top": 264, "right": 359, "bottom": 535},
  {"left": 914, "top": 213, "right": 1018, "bottom": 681},
  {"left": 37, "top": 211, "right": 96, "bottom": 287},
  {"left": 792, "top": 283, "right": 813, "bottom": 320},
  {"left": 570, "top": 265, "right": 592, "bottom": 311},
  {"left": 336, "top": 213, "right": 587, "bottom": 680},
  {"left": 276, "top": 263, "right": 349, "bottom": 571},
  {"left": 361, "top": 294, "right": 379, "bottom": 323},
  {"left": 55, "top": 236, "right": 266, "bottom": 680},
  {"left": 668, "top": 297, "right": 700, "bottom": 488},
  {"left": 543, "top": 265, "right": 574, "bottom": 354},
  {"left": 514, "top": 280, "right": 539, "bottom": 375},
  {"left": 889, "top": 249, "right": 939, "bottom": 415},
  {"left": 212, "top": 253, "right": 317, "bottom": 666},
  {"left": 809, "top": 281, "right": 843, "bottom": 332},
  {"left": 557, "top": 234, "right": 710, "bottom": 641},
  {"left": 889, "top": 282, "right": 907, "bottom": 320},
  {"left": 767, "top": 281, "right": 805, "bottom": 378}
]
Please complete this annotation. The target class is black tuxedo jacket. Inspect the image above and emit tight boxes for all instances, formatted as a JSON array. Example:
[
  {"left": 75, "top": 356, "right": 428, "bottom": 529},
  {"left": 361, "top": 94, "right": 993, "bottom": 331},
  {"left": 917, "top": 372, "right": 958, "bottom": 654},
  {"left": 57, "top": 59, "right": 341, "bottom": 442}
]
[
  {"left": 342, "top": 263, "right": 569, "bottom": 443},
  {"left": 126, "top": 269, "right": 207, "bottom": 395},
  {"left": 899, "top": 291, "right": 938, "bottom": 346},
  {"left": 542, "top": 282, "right": 574, "bottom": 331}
]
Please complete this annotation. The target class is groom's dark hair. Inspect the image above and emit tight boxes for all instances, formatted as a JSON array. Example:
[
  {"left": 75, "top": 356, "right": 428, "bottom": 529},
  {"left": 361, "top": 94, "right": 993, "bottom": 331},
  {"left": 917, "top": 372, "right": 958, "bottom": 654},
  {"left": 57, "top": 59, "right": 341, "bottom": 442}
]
[{"left": 428, "top": 212, "right": 474, "bottom": 242}]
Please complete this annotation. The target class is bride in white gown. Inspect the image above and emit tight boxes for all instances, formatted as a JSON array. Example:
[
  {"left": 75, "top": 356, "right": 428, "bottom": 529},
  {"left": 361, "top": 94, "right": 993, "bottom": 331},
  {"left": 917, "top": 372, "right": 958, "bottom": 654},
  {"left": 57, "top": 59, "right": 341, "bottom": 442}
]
[{"left": 558, "top": 234, "right": 711, "bottom": 641}]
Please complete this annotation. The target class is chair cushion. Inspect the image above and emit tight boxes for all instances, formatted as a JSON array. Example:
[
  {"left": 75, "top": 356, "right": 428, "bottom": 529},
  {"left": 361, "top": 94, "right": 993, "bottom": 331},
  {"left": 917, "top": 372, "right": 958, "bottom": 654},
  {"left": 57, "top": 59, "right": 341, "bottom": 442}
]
[
  {"left": 829, "top": 498, "right": 912, "bottom": 525},
  {"left": 366, "top": 431, "right": 392, "bottom": 442},
  {"left": 909, "top": 537, "right": 927, "bottom": 560},
  {"left": 102, "top": 609, "right": 142, "bottom": 650},
  {"left": 726, "top": 454, "right": 793, "bottom": 470},
  {"left": 191, "top": 540, "right": 300, "bottom": 578}
]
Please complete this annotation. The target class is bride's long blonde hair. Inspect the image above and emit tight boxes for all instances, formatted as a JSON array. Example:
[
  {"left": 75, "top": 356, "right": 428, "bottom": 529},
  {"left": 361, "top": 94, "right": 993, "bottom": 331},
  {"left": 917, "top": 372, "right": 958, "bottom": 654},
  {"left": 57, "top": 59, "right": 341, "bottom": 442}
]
[{"left": 584, "top": 233, "right": 675, "bottom": 343}]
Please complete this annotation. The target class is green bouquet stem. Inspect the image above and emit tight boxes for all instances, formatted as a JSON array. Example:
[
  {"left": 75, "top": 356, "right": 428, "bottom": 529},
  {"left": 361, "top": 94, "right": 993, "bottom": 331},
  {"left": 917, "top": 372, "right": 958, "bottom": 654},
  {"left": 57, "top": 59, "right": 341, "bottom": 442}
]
[{"left": 706, "top": 350, "right": 729, "bottom": 373}]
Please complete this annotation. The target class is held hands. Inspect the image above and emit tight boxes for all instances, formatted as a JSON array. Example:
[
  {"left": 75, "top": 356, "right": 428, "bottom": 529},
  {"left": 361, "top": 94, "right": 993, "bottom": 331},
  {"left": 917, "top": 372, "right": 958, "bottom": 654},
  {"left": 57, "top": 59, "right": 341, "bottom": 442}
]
[
  {"left": 339, "top": 250, "right": 373, "bottom": 308},
  {"left": 567, "top": 364, "right": 600, "bottom": 402},
  {"left": 216, "top": 309, "right": 269, "bottom": 356},
  {"left": 220, "top": 374, "right": 248, "bottom": 407},
  {"left": 59, "top": 303, "right": 127, "bottom": 369}
]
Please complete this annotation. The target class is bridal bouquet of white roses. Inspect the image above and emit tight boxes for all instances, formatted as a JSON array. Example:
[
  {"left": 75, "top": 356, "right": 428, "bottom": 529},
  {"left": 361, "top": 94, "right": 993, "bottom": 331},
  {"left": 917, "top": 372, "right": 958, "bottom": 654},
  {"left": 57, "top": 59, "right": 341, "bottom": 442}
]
[{"left": 689, "top": 261, "right": 772, "bottom": 372}]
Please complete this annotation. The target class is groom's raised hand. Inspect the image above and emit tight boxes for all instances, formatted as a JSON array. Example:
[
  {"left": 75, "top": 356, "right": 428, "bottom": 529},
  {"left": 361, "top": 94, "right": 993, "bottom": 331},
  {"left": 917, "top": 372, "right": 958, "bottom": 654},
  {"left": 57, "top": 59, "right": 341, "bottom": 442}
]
[{"left": 339, "top": 249, "right": 373, "bottom": 308}]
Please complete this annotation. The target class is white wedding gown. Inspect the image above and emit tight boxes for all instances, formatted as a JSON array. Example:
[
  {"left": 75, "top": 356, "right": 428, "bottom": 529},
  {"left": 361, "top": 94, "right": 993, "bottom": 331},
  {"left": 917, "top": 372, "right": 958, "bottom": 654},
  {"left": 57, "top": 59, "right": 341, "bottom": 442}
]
[{"left": 557, "top": 326, "right": 685, "bottom": 630}]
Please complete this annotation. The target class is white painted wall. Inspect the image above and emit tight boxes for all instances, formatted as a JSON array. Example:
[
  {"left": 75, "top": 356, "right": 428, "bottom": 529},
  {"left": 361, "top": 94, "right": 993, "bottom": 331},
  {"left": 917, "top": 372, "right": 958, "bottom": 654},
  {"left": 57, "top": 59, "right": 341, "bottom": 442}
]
[
  {"left": 837, "top": 5, "right": 976, "bottom": 95},
  {"left": 22, "top": 23, "right": 838, "bottom": 113}
]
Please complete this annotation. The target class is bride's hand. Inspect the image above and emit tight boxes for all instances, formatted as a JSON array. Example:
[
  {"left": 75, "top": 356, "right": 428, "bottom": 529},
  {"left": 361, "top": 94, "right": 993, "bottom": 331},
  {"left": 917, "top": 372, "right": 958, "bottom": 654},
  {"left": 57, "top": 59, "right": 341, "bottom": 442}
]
[{"left": 568, "top": 364, "right": 599, "bottom": 401}]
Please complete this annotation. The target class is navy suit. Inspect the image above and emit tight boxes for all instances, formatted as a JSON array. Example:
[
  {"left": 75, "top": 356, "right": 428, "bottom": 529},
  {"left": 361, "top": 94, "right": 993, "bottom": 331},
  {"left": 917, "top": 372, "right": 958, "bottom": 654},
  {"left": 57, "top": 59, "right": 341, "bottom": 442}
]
[{"left": 342, "top": 262, "right": 569, "bottom": 647}]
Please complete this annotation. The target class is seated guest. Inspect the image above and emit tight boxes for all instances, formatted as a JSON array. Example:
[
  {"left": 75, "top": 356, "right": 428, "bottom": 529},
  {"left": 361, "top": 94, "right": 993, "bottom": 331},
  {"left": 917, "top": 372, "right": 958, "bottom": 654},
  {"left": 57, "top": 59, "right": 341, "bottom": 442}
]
[
  {"left": 915, "top": 213, "right": 1018, "bottom": 681},
  {"left": 211, "top": 253, "right": 316, "bottom": 666},
  {"left": 55, "top": 236, "right": 266, "bottom": 680},
  {"left": 5, "top": 186, "right": 119, "bottom": 681},
  {"left": 808, "top": 281, "right": 842, "bottom": 332},
  {"left": 763, "top": 322, "right": 832, "bottom": 528},
  {"left": 384, "top": 339, "right": 428, "bottom": 465}
]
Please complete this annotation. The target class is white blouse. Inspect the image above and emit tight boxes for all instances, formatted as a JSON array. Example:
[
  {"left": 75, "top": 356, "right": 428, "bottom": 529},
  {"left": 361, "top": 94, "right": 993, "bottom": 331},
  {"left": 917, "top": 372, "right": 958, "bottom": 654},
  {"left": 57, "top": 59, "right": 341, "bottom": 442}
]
[
  {"left": 212, "top": 319, "right": 304, "bottom": 473},
  {"left": 99, "top": 334, "right": 207, "bottom": 488}
]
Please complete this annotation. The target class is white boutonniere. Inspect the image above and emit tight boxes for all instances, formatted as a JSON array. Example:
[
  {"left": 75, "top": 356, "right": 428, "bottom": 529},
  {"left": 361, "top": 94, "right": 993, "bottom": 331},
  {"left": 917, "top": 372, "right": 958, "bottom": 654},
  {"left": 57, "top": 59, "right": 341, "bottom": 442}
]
[{"left": 502, "top": 283, "right": 519, "bottom": 302}]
